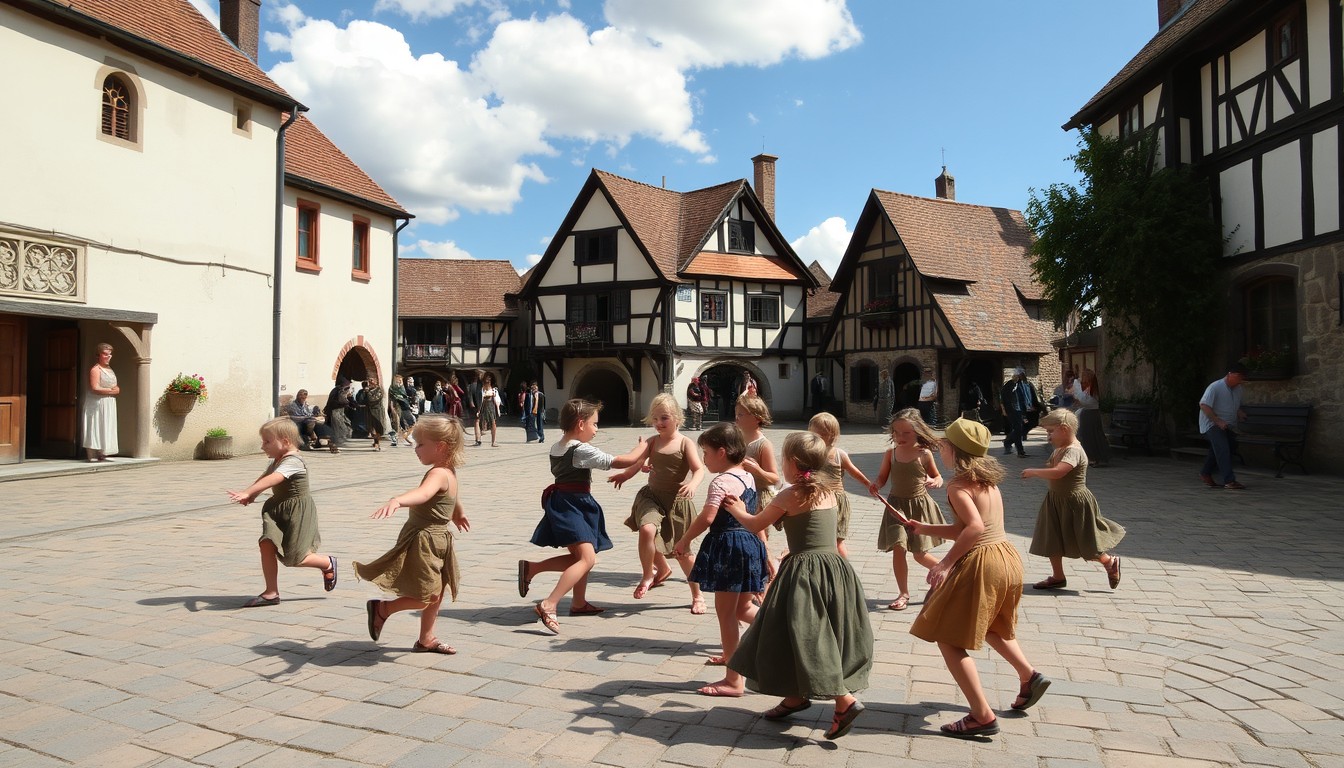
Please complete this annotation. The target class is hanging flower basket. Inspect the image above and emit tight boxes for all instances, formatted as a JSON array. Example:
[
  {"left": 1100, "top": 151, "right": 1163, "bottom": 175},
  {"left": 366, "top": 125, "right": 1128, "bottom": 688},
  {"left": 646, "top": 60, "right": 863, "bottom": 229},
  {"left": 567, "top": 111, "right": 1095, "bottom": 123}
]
[{"left": 166, "top": 391, "right": 198, "bottom": 415}]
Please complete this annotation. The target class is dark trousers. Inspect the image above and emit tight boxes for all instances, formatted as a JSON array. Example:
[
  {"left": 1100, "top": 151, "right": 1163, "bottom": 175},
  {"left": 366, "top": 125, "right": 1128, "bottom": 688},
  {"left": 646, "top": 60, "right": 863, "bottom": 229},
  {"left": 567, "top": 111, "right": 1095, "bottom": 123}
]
[
  {"left": 1002, "top": 409, "right": 1026, "bottom": 454},
  {"left": 918, "top": 401, "right": 936, "bottom": 426},
  {"left": 1201, "top": 426, "right": 1239, "bottom": 484}
]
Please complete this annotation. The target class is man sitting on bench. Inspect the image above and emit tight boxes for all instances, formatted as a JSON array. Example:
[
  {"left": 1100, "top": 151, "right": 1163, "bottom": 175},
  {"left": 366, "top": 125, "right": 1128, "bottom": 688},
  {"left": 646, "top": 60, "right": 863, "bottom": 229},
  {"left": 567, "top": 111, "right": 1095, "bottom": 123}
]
[{"left": 1198, "top": 362, "right": 1249, "bottom": 490}]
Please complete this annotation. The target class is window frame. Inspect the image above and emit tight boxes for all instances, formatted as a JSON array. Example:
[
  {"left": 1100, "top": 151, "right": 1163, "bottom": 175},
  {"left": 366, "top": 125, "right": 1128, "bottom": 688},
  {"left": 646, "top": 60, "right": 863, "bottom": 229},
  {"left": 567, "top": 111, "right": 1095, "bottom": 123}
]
[
  {"left": 351, "top": 216, "right": 371, "bottom": 281},
  {"left": 1271, "top": 7, "right": 1301, "bottom": 64},
  {"left": 867, "top": 261, "right": 898, "bottom": 299},
  {"left": 1118, "top": 102, "right": 1142, "bottom": 140},
  {"left": 1241, "top": 275, "right": 1296, "bottom": 372},
  {"left": 746, "top": 293, "right": 781, "bottom": 328},
  {"left": 700, "top": 290, "right": 728, "bottom": 326},
  {"left": 574, "top": 228, "right": 618, "bottom": 266},
  {"left": 849, "top": 362, "right": 878, "bottom": 403},
  {"left": 296, "top": 200, "right": 321, "bottom": 272},
  {"left": 727, "top": 219, "right": 756, "bottom": 253},
  {"left": 462, "top": 321, "right": 481, "bottom": 347}
]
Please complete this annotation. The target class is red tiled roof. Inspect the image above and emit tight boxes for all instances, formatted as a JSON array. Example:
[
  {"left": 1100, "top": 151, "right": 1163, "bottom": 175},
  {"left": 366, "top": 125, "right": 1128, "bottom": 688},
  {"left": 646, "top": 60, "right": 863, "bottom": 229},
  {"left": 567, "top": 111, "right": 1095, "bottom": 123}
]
[
  {"left": 38, "top": 0, "right": 294, "bottom": 106},
  {"left": 870, "top": 190, "right": 1052, "bottom": 354},
  {"left": 681, "top": 252, "right": 798, "bottom": 281},
  {"left": 398, "top": 259, "right": 521, "bottom": 318},
  {"left": 286, "top": 115, "right": 409, "bottom": 216},
  {"left": 807, "top": 261, "right": 839, "bottom": 320},
  {"left": 1067, "top": 0, "right": 1232, "bottom": 129},
  {"left": 593, "top": 170, "right": 687, "bottom": 279}
]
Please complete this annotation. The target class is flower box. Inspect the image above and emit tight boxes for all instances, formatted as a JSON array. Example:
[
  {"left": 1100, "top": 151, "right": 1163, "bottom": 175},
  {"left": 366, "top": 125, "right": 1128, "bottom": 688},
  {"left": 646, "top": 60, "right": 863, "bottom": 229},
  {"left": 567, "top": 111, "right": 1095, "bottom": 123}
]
[{"left": 861, "top": 310, "right": 902, "bottom": 330}]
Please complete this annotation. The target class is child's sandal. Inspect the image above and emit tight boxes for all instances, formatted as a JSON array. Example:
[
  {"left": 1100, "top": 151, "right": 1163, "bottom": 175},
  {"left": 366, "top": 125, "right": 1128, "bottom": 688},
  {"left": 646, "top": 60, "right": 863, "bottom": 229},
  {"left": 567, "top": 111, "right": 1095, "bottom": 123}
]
[{"left": 1011, "top": 670, "right": 1051, "bottom": 711}]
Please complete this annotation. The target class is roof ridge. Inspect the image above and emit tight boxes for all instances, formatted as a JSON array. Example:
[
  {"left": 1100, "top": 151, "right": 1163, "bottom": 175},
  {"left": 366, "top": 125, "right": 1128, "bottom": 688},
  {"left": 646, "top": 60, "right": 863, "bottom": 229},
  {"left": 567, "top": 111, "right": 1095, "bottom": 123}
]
[{"left": 873, "top": 187, "right": 1022, "bottom": 214}]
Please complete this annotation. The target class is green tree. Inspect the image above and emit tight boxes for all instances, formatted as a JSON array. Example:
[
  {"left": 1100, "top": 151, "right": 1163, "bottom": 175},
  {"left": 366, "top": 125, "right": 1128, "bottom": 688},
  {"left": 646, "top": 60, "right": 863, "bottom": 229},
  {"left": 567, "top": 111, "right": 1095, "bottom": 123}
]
[{"left": 1026, "top": 128, "right": 1225, "bottom": 420}]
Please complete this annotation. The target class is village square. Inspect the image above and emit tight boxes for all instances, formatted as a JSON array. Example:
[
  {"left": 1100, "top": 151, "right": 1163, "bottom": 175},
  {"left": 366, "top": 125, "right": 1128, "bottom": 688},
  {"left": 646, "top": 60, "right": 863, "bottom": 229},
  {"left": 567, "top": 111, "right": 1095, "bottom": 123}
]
[{"left": 2, "top": 0, "right": 1343, "bottom": 765}]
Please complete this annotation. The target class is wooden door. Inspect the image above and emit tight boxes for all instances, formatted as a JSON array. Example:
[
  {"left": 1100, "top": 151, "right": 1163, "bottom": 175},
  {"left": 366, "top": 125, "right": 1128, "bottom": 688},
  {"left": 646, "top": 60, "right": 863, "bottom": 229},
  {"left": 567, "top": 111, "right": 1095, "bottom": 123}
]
[
  {"left": 0, "top": 315, "right": 26, "bottom": 463},
  {"left": 41, "top": 327, "right": 80, "bottom": 457}
]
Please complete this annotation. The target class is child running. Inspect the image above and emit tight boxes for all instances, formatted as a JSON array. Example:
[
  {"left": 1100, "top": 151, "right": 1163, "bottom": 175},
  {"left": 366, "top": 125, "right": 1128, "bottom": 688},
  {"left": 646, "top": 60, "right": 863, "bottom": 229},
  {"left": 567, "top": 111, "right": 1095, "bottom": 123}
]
[
  {"left": 720, "top": 432, "right": 874, "bottom": 740},
  {"left": 228, "top": 417, "right": 338, "bottom": 608},
  {"left": 1021, "top": 408, "right": 1125, "bottom": 590},
  {"left": 735, "top": 395, "right": 779, "bottom": 581},
  {"left": 672, "top": 423, "right": 768, "bottom": 696},
  {"left": 355, "top": 415, "right": 470, "bottom": 655},
  {"left": 807, "top": 412, "right": 874, "bottom": 559},
  {"left": 611, "top": 393, "right": 707, "bottom": 612},
  {"left": 518, "top": 399, "right": 647, "bottom": 634},
  {"left": 906, "top": 418, "right": 1050, "bottom": 738},
  {"left": 868, "top": 407, "right": 945, "bottom": 611}
]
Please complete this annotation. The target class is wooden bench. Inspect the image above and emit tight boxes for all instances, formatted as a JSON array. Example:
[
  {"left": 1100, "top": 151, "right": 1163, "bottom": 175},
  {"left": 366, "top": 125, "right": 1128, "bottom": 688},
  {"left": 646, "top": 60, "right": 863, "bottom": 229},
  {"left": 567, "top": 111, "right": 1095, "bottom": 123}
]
[
  {"left": 1105, "top": 403, "right": 1154, "bottom": 455},
  {"left": 1178, "top": 403, "right": 1312, "bottom": 477}
]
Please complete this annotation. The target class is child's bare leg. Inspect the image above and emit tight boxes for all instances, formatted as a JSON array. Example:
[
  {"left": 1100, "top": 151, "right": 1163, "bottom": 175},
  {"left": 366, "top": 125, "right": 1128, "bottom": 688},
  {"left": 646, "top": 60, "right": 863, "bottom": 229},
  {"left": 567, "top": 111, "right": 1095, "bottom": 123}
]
[
  {"left": 735, "top": 593, "right": 758, "bottom": 625},
  {"left": 1096, "top": 552, "right": 1114, "bottom": 567},
  {"left": 937, "top": 641, "right": 994, "bottom": 724},
  {"left": 698, "top": 592, "right": 750, "bottom": 696},
  {"left": 891, "top": 547, "right": 910, "bottom": 597},
  {"left": 258, "top": 539, "right": 280, "bottom": 598},
  {"left": 912, "top": 550, "right": 938, "bottom": 570},
  {"left": 570, "top": 573, "right": 592, "bottom": 609},
  {"left": 983, "top": 632, "right": 1034, "bottom": 682},
  {"left": 1049, "top": 555, "right": 1065, "bottom": 580},
  {"left": 541, "top": 543, "right": 596, "bottom": 616},
  {"left": 634, "top": 524, "right": 658, "bottom": 595},
  {"left": 417, "top": 591, "right": 445, "bottom": 646},
  {"left": 296, "top": 553, "right": 330, "bottom": 570},
  {"left": 674, "top": 552, "right": 699, "bottom": 598},
  {"left": 651, "top": 552, "right": 674, "bottom": 584}
]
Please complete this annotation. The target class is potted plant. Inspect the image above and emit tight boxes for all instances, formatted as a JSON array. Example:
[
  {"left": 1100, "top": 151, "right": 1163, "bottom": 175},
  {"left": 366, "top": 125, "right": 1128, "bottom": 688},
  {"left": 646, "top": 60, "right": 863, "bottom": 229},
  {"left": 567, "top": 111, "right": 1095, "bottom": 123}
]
[
  {"left": 860, "top": 296, "right": 901, "bottom": 329},
  {"left": 164, "top": 372, "right": 208, "bottom": 415},
  {"left": 202, "top": 426, "right": 232, "bottom": 460},
  {"left": 1242, "top": 345, "right": 1294, "bottom": 380}
]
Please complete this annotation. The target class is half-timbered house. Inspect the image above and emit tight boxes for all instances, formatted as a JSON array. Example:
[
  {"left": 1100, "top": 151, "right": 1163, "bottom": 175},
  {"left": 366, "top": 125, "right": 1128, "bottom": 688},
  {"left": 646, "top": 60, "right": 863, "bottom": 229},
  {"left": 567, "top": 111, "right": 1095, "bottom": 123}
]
[
  {"left": 1066, "top": 0, "right": 1344, "bottom": 466},
  {"left": 822, "top": 174, "right": 1057, "bottom": 426},
  {"left": 518, "top": 156, "right": 819, "bottom": 423},
  {"left": 397, "top": 259, "right": 520, "bottom": 392}
]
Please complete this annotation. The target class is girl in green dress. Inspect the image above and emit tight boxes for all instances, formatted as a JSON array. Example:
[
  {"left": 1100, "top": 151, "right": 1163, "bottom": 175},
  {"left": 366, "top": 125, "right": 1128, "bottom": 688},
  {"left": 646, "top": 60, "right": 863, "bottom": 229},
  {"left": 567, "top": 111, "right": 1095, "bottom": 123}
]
[{"left": 720, "top": 431, "right": 873, "bottom": 740}]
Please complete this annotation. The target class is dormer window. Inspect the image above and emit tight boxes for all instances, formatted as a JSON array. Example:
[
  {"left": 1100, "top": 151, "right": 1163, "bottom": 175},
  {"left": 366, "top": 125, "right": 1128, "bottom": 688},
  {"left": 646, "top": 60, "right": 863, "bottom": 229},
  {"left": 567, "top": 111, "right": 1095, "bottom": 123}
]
[
  {"left": 575, "top": 229, "right": 617, "bottom": 265},
  {"left": 101, "top": 75, "right": 132, "bottom": 141},
  {"left": 728, "top": 219, "right": 755, "bottom": 253}
]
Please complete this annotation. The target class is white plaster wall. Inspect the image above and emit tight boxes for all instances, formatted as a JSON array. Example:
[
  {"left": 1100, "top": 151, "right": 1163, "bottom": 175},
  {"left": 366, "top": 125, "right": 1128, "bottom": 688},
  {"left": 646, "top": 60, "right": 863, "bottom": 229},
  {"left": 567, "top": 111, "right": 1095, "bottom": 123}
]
[
  {"left": 1202, "top": 63, "right": 1214, "bottom": 156},
  {"left": 1307, "top": 0, "right": 1332, "bottom": 109},
  {"left": 1, "top": 9, "right": 284, "bottom": 459},
  {"left": 1262, "top": 141, "right": 1304, "bottom": 248},
  {"left": 1221, "top": 161, "right": 1256, "bottom": 256},
  {"left": 1228, "top": 32, "right": 1265, "bottom": 85},
  {"left": 1274, "top": 61, "right": 1301, "bottom": 127},
  {"left": 1313, "top": 126, "right": 1340, "bottom": 234}
]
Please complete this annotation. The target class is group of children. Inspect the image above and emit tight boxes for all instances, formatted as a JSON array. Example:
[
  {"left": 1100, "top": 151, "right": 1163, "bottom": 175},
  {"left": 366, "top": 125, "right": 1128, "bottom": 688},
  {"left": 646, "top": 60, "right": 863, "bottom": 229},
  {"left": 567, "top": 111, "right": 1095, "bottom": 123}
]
[{"left": 227, "top": 387, "right": 1126, "bottom": 741}]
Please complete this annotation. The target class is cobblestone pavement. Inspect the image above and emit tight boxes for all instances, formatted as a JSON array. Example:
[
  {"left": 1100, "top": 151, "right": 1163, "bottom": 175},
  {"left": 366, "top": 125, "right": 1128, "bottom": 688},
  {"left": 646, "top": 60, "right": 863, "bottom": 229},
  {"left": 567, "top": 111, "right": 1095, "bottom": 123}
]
[{"left": 1, "top": 421, "right": 1341, "bottom": 767}]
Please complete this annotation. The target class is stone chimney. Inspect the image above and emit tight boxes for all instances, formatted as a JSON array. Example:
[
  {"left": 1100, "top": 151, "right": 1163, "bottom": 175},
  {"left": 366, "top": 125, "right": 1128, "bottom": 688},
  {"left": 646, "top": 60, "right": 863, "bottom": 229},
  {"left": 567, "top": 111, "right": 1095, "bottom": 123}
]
[
  {"left": 1158, "top": 0, "right": 1187, "bottom": 28},
  {"left": 220, "top": 0, "right": 262, "bottom": 62},
  {"left": 752, "top": 153, "right": 778, "bottom": 220},
  {"left": 935, "top": 166, "right": 955, "bottom": 201}
]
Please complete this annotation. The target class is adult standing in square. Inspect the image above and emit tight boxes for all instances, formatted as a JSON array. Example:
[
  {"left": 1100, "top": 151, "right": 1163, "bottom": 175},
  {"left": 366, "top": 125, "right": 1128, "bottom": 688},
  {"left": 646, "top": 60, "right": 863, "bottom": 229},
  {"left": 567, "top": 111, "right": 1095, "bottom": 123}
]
[
  {"left": 1198, "top": 362, "right": 1249, "bottom": 490},
  {"left": 917, "top": 366, "right": 938, "bottom": 426}
]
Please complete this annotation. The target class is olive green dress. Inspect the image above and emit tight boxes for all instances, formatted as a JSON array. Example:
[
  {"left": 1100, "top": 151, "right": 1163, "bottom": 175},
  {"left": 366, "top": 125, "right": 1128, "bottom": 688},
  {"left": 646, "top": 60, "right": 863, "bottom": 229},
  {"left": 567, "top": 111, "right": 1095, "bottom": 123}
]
[
  {"left": 877, "top": 453, "right": 946, "bottom": 554},
  {"left": 730, "top": 506, "right": 873, "bottom": 697},
  {"left": 354, "top": 475, "right": 461, "bottom": 603},
  {"left": 1028, "top": 444, "right": 1125, "bottom": 560},
  {"left": 259, "top": 455, "right": 321, "bottom": 567},
  {"left": 910, "top": 487, "right": 1022, "bottom": 651},
  {"left": 819, "top": 458, "right": 852, "bottom": 540},
  {"left": 623, "top": 439, "right": 696, "bottom": 556}
]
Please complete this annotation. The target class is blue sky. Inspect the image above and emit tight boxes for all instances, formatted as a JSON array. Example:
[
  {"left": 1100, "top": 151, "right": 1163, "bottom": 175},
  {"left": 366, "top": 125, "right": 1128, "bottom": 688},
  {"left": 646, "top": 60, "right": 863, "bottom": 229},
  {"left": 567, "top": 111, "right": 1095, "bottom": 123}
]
[{"left": 194, "top": 1, "right": 1158, "bottom": 276}]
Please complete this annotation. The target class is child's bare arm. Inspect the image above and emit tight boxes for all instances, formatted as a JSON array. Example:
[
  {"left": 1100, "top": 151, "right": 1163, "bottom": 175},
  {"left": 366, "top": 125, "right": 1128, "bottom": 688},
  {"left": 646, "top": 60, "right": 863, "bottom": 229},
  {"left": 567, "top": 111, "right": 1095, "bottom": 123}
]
[
  {"left": 673, "top": 501, "right": 717, "bottom": 557},
  {"left": 722, "top": 490, "right": 791, "bottom": 533},
  {"left": 450, "top": 494, "right": 470, "bottom": 532},
  {"left": 839, "top": 449, "right": 872, "bottom": 488},
  {"left": 608, "top": 437, "right": 651, "bottom": 470},
  {"left": 923, "top": 486, "right": 985, "bottom": 589},
  {"left": 374, "top": 467, "right": 449, "bottom": 519},
  {"left": 922, "top": 449, "right": 943, "bottom": 489},
  {"left": 869, "top": 449, "right": 892, "bottom": 494},
  {"left": 227, "top": 471, "right": 285, "bottom": 505},
  {"left": 1022, "top": 459, "right": 1073, "bottom": 481},
  {"left": 743, "top": 441, "right": 780, "bottom": 487},
  {"left": 677, "top": 437, "right": 706, "bottom": 498}
]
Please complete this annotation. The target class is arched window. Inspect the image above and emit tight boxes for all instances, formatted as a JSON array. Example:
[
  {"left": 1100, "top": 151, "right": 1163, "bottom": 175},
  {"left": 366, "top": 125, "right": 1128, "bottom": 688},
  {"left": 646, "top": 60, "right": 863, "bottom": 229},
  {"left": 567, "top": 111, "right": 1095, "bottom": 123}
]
[
  {"left": 1242, "top": 276, "right": 1296, "bottom": 372},
  {"left": 101, "top": 75, "right": 132, "bottom": 140},
  {"left": 849, "top": 360, "right": 878, "bottom": 403}
]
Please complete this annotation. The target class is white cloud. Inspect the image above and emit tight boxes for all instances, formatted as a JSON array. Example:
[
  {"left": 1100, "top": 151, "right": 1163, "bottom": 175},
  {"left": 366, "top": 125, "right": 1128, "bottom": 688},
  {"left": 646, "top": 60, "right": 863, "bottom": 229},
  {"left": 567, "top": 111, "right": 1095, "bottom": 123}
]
[
  {"left": 794, "top": 98, "right": 805, "bottom": 107},
  {"left": 790, "top": 216, "right": 852, "bottom": 278},
  {"left": 525, "top": 253, "right": 543, "bottom": 266},
  {"left": 747, "top": 112, "right": 759, "bottom": 125},
  {"left": 373, "top": 0, "right": 480, "bottom": 21},
  {"left": 188, "top": 0, "right": 219, "bottom": 26},
  {"left": 406, "top": 239, "right": 476, "bottom": 259}
]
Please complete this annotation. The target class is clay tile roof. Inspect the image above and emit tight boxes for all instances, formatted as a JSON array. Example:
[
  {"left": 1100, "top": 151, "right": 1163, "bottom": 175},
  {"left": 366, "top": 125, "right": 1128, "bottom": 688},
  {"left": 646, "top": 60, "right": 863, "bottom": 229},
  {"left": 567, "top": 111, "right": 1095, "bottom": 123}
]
[
  {"left": 675, "top": 181, "right": 744, "bottom": 269},
  {"left": 1067, "top": 0, "right": 1231, "bottom": 129},
  {"left": 807, "top": 261, "right": 839, "bottom": 320},
  {"left": 682, "top": 252, "right": 797, "bottom": 281},
  {"left": 593, "top": 170, "right": 685, "bottom": 279},
  {"left": 398, "top": 259, "right": 522, "bottom": 318},
  {"left": 871, "top": 190, "right": 1052, "bottom": 353},
  {"left": 285, "top": 115, "right": 409, "bottom": 216},
  {"left": 50, "top": 0, "right": 294, "bottom": 106}
]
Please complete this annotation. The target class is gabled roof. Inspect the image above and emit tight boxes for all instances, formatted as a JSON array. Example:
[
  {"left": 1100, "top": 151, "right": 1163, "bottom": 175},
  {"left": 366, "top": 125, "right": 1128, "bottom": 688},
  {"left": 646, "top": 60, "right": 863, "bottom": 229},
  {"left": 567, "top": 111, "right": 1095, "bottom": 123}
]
[
  {"left": 398, "top": 259, "right": 521, "bottom": 318},
  {"left": 830, "top": 189, "right": 1051, "bottom": 354},
  {"left": 1066, "top": 0, "right": 1235, "bottom": 129},
  {"left": 806, "top": 261, "right": 839, "bottom": 320},
  {"left": 522, "top": 169, "right": 817, "bottom": 295},
  {"left": 16, "top": 0, "right": 298, "bottom": 110},
  {"left": 285, "top": 115, "right": 410, "bottom": 217}
]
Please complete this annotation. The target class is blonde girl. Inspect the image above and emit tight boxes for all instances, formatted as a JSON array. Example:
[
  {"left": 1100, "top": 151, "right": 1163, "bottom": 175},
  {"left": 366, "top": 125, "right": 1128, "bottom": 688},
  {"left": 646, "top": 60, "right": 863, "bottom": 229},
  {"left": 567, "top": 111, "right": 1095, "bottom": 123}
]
[
  {"left": 735, "top": 395, "right": 780, "bottom": 580},
  {"left": 355, "top": 415, "right": 470, "bottom": 655},
  {"left": 227, "top": 417, "right": 337, "bottom": 608},
  {"left": 720, "top": 432, "right": 873, "bottom": 740},
  {"left": 1021, "top": 408, "right": 1125, "bottom": 590},
  {"left": 519, "top": 400, "right": 648, "bottom": 634},
  {"left": 906, "top": 418, "right": 1049, "bottom": 738},
  {"left": 612, "top": 393, "right": 707, "bottom": 612},
  {"left": 807, "top": 412, "right": 874, "bottom": 559},
  {"left": 868, "top": 407, "right": 945, "bottom": 611},
  {"left": 672, "top": 423, "right": 768, "bottom": 696}
]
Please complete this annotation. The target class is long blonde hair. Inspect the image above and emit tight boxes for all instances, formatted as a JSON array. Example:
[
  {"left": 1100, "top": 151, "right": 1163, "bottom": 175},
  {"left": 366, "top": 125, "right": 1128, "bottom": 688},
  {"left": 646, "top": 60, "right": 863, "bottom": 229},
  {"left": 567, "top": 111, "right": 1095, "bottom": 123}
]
[
  {"left": 411, "top": 415, "right": 465, "bottom": 468},
  {"left": 735, "top": 394, "right": 773, "bottom": 427},
  {"left": 783, "top": 432, "right": 831, "bottom": 509},
  {"left": 644, "top": 392, "right": 684, "bottom": 428},
  {"left": 943, "top": 441, "right": 1005, "bottom": 487}
]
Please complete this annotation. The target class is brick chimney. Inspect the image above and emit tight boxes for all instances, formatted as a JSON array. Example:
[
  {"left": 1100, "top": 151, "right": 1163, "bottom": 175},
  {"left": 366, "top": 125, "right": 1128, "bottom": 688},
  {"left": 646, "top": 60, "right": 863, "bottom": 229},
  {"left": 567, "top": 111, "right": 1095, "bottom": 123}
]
[
  {"left": 1158, "top": 0, "right": 1187, "bottom": 28},
  {"left": 752, "top": 153, "right": 778, "bottom": 220},
  {"left": 935, "top": 166, "right": 955, "bottom": 201},
  {"left": 220, "top": 0, "right": 262, "bottom": 62}
]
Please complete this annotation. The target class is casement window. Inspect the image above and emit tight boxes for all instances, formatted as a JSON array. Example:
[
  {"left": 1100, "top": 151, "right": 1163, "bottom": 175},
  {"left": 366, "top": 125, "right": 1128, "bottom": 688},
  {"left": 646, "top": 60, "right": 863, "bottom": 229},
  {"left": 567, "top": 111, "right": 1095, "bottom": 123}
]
[
  {"left": 728, "top": 219, "right": 755, "bottom": 253},
  {"left": 867, "top": 261, "right": 898, "bottom": 299},
  {"left": 700, "top": 291, "right": 728, "bottom": 325},
  {"left": 574, "top": 229, "right": 617, "bottom": 265},
  {"left": 566, "top": 290, "right": 629, "bottom": 343},
  {"left": 1272, "top": 8, "right": 1300, "bottom": 64},
  {"left": 747, "top": 294, "right": 780, "bottom": 328},
  {"left": 462, "top": 321, "right": 481, "bottom": 347},
  {"left": 297, "top": 201, "right": 320, "bottom": 271},
  {"left": 405, "top": 321, "right": 448, "bottom": 345},
  {"left": 352, "top": 217, "right": 371, "bottom": 280},
  {"left": 849, "top": 362, "right": 878, "bottom": 403},
  {"left": 1241, "top": 276, "right": 1296, "bottom": 374},
  {"left": 101, "top": 75, "right": 133, "bottom": 141},
  {"left": 1119, "top": 103, "right": 1142, "bottom": 140}
]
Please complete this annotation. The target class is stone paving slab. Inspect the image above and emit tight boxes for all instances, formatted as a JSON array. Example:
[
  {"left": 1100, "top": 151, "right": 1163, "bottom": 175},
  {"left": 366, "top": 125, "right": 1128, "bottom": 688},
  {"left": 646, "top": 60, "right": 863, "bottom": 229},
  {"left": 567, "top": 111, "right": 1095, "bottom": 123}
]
[{"left": 1, "top": 421, "right": 1342, "bottom": 766}]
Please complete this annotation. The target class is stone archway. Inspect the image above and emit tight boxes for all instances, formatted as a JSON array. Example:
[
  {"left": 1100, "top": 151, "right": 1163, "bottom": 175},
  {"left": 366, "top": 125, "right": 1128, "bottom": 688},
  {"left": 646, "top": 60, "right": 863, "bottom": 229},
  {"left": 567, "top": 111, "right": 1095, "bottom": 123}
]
[
  {"left": 696, "top": 360, "right": 771, "bottom": 424},
  {"left": 331, "top": 336, "right": 382, "bottom": 385},
  {"left": 572, "top": 363, "right": 632, "bottom": 425},
  {"left": 893, "top": 359, "right": 922, "bottom": 410}
]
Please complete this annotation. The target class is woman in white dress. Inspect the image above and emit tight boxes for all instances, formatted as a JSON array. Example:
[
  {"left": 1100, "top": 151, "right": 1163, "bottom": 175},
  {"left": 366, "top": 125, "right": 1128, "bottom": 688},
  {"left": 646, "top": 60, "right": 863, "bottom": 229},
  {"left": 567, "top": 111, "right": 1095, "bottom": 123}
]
[
  {"left": 479, "top": 373, "right": 502, "bottom": 447},
  {"left": 83, "top": 342, "right": 119, "bottom": 462}
]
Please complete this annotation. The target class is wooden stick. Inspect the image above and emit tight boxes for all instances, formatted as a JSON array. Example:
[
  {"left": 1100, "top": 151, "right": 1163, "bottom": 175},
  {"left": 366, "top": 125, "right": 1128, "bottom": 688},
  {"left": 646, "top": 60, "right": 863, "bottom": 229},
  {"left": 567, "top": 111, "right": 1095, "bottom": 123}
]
[{"left": 869, "top": 491, "right": 912, "bottom": 525}]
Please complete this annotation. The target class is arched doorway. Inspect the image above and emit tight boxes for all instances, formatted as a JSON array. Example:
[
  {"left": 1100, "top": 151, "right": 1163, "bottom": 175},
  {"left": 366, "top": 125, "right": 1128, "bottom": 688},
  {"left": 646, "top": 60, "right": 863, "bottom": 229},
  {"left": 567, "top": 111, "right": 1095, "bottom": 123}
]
[
  {"left": 572, "top": 366, "right": 631, "bottom": 425},
  {"left": 893, "top": 361, "right": 921, "bottom": 410},
  {"left": 699, "top": 363, "right": 762, "bottom": 424}
]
